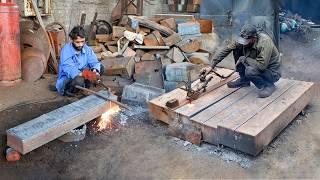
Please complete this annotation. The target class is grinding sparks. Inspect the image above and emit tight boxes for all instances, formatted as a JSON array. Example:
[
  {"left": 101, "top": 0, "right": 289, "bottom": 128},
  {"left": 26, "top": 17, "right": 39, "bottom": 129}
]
[
  {"left": 187, "top": 103, "right": 195, "bottom": 107},
  {"left": 97, "top": 105, "right": 121, "bottom": 131}
]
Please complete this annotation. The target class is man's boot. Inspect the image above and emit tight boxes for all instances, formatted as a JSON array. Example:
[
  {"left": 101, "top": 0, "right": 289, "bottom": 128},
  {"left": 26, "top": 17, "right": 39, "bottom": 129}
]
[
  {"left": 227, "top": 78, "right": 250, "bottom": 88},
  {"left": 258, "top": 83, "right": 276, "bottom": 98}
]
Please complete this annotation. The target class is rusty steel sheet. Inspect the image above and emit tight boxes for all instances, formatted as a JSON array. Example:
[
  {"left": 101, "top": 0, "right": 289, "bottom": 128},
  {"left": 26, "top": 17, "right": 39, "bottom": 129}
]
[
  {"left": 134, "top": 60, "right": 164, "bottom": 89},
  {"left": 21, "top": 47, "right": 47, "bottom": 82}
]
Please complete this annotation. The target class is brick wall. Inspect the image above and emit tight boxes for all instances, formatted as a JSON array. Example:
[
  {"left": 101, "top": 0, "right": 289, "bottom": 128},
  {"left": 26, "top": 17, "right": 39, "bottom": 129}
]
[{"left": 17, "top": 0, "right": 167, "bottom": 32}]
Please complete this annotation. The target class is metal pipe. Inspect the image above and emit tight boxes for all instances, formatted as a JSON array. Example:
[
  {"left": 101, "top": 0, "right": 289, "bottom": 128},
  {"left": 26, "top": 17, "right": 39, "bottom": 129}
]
[
  {"left": 273, "top": 0, "right": 280, "bottom": 49},
  {"left": 75, "top": 85, "right": 132, "bottom": 110}
]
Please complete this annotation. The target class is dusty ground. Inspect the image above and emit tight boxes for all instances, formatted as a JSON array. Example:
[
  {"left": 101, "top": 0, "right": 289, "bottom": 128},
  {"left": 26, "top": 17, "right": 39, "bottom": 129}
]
[
  {"left": 280, "top": 29, "right": 320, "bottom": 82},
  {"left": 0, "top": 91, "right": 319, "bottom": 179},
  {"left": 0, "top": 30, "right": 320, "bottom": 179}
]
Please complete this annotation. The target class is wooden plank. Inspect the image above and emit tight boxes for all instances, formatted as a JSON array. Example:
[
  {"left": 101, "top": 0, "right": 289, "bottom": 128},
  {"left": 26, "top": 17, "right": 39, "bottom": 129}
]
[
  {"left": 175, "top": 84, "right": 239, "bottom": 118},
  {"left": 149, "top": 68, "right": 238, "bottom": 124},
  {"left": 175, "top": 70, "right": 238, "bottom": 111},
  {"left": 149, "top": 88, "right": 187, "bottom": 124},
  {"left": 174, "top": 84, "right": 240, "bottom": 145},
  {"left": 191, "top": 86, "right": 254, "bottom": 144},
  {"left": 215, "top": 79, "right": 295, "bottom": 148},
  {"left": 7, "top": 91, "right": 117, "bottom": 154},
  {"left": 234, "top": 81, "right": 315, "bottom": 155},
  {"left": 192, "top": 86, "right": 254, "bottom": 124}
]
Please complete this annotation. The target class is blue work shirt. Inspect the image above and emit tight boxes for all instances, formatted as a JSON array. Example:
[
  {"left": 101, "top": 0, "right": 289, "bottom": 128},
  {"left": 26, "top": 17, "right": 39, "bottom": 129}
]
[{"left": 55, "top": 43, "right": 101, "bottom": 95}]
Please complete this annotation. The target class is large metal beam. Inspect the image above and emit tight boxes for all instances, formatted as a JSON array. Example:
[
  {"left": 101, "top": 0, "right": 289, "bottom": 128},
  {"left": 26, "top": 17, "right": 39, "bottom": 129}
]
[{"left": 7, "top": 91, "right": 117, "bottom": 154}]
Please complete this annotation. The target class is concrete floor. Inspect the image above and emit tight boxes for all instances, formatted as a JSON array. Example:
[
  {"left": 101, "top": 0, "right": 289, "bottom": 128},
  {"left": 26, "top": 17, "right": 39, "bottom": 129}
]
[{"left": 0, "top": 32, "right": 320, "bottom": 179}]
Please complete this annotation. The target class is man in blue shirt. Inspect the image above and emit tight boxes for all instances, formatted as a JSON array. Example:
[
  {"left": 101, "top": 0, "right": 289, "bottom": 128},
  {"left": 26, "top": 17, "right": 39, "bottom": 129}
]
[{"left": 56, "top": 26, "right": 104, "bottom": 96}]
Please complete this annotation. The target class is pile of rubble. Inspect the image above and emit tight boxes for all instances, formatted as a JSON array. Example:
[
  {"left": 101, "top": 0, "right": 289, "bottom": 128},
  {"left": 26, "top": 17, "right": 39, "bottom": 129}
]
[{"left": 90, "top": 14, "right": 219, "bottom": 105}]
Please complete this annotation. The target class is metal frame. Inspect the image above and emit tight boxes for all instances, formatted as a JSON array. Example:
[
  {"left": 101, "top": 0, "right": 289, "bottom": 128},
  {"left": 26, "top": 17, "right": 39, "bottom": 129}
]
[{"left": 23, "top": 0, "right": 52, "bottom": 17}]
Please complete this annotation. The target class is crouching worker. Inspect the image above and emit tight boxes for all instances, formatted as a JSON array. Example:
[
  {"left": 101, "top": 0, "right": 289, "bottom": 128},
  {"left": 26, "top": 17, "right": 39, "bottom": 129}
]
[
  {"left": 55, "top": 26, "right": 104, "bottom": 97},
  {"left": 201, "top": 24, "right": 281, "bottom": 98}
]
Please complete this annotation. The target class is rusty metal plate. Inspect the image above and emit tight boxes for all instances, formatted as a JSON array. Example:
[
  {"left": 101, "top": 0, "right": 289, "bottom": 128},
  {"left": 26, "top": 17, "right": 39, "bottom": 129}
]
[
  {"left": 20, "top": 20, "right": 50, "bottom": 64},
  {"left": 134, "top": 60, "right": 164, "bottom": 88}
]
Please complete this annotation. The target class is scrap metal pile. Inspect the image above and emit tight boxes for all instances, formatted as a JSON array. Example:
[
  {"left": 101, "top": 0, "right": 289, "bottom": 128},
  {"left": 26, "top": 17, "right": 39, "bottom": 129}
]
[
  {"left": 90, "top": 14, "right": 219, "bottom": 100},
  {"left": 19, "top": 13, "right": 220, "bottom": 105}
]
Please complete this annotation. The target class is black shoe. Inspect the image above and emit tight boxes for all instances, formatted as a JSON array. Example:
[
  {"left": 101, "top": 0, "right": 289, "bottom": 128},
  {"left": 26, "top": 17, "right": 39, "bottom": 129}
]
[
  {"left": 227, "top": 78, "right": 250, "bottom": 88},
  {"left": 258, "top": 84, "right": 276, "bottom": 98}
]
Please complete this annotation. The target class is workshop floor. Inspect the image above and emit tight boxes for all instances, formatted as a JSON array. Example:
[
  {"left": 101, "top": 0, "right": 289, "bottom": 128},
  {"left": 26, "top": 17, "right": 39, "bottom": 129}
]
[{"left": 0, "top": 32, "right": 320, "bottom": 179}]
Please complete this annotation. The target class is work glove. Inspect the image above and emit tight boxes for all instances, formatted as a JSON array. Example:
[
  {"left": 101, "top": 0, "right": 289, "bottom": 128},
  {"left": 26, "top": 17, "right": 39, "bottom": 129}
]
[{"left": 81, "top": 69, "right": 100, "bottom": 83}]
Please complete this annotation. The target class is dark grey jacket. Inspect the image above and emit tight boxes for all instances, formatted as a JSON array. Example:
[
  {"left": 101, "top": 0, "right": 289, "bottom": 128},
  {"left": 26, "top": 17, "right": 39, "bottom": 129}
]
[{"left": 212, "top": 33, "right": 281, "bottom": 74}]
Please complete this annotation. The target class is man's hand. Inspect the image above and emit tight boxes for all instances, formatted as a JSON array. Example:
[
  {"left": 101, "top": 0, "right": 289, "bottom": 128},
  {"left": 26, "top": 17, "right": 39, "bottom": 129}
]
[
  {"left": 238, "top": 56, "right": 247, "bottom": 64},
  {"left": 81, "top": 69, "right": 98, "bottom": 82},
  {"left": 200, "top": 66, "right": 213, "bottom": 77},
  {"left": 200, "top": 62, "right": 217, "bottom": 76}
]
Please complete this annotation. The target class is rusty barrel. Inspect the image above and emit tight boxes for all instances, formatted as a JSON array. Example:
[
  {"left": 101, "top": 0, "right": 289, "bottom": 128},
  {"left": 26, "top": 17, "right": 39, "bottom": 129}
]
[{"left": 0, "top": 2, "right": 21, "bottom": 86}]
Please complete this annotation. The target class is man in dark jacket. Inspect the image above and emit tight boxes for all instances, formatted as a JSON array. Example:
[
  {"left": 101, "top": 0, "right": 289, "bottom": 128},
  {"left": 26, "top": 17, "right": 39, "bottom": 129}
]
[{"left": 202, "top": 24, "right": 281, "bottom": 98}]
